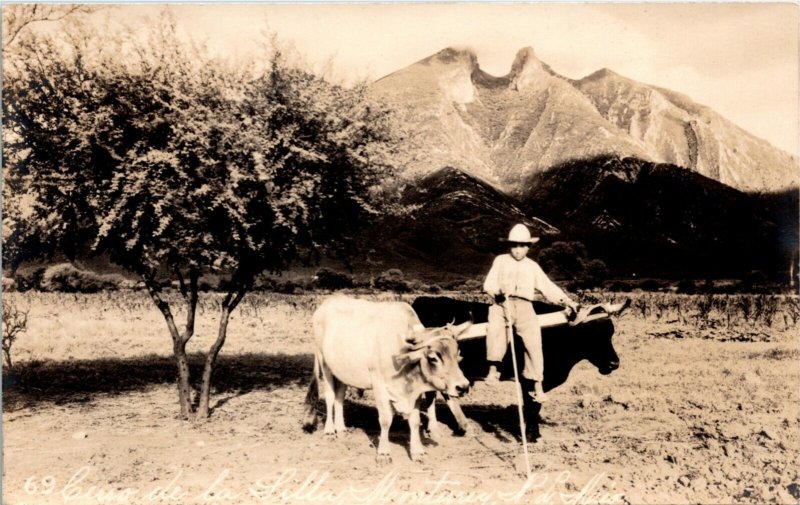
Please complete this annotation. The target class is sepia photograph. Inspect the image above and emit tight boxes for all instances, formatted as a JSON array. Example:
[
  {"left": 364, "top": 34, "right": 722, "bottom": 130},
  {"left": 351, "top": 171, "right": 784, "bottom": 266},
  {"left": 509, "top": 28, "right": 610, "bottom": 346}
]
[{"left": 2, "top": 3, "right": 799, "bottom": 504}]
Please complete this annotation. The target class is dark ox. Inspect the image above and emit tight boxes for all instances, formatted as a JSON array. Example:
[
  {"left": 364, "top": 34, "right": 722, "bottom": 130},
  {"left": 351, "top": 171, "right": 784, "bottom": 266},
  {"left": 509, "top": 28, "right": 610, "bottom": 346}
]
[{"left": 411, "top": 296, "right": 621, "bottom": 440}]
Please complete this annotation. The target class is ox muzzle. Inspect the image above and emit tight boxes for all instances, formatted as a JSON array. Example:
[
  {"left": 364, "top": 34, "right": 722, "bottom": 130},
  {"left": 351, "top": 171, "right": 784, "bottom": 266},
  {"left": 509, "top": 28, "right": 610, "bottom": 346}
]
[
  {"left": 599, "top": 359, "right": 620, "bottom": 375},
  {"left": 398, "top": 331, "right": 472, "bottom": 397}
]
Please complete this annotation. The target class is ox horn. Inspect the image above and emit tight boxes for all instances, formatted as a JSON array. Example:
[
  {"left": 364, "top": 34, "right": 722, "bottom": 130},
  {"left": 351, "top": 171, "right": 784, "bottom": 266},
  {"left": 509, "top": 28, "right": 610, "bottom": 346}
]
[{"left": 450, "top": 320, "right": 472, "bottom": 337}]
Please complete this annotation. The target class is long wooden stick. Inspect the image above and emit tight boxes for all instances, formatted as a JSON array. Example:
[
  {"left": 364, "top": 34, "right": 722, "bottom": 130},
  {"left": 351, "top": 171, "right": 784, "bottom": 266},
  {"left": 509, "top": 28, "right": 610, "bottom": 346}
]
[{"left": 502, "top": 301, "right": 531, "bottom": 477}]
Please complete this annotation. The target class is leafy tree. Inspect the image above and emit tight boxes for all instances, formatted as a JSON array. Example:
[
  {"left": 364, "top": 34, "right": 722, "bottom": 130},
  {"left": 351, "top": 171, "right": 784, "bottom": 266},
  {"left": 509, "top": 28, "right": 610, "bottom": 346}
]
[
  {"left": 584, "top": 258, "right": 609, "bottom": 288},
  {"left": 3, "top": 18, "right": 402, "bottom": 419},
  {"left": 538, "top": 241, "right": 588, "bottom": 280},
  {"left": 2, "top": 4, "right": 100, "bottom": 48}
]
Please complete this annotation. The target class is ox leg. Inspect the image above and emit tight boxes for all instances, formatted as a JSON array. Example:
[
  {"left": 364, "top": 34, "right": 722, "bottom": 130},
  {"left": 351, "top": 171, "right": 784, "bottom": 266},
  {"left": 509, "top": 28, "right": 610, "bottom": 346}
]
[
  {"left": 373, "top": 383, "right": 393, "bottom": 464},
  {"left": 424, "top": 393, "right": 469, "bottom": 439},
  {"left": 409, "top": 399, "right": 426, "bottom": 462},
  {"left": 422, "top": 392, "right": 442, "bottom": 441},
  {"left": 320, "top": 363, "right": 337, "bottom": 436},
  {"left": 333, "top": 380, "right": 348, "bottom": 434},
  {"left": 444, "top": 394, "right": 469, "bottom": 436}
]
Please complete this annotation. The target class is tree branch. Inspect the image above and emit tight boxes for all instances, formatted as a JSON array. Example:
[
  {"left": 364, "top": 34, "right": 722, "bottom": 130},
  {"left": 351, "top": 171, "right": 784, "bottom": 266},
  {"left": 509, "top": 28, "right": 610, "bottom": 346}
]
[
  {"left": 181, "top": 268, "right": 199, "bottom": 345},
  {"left": 222, "top": 268, "right": 252, "bottom": 312},
  {"left": 141, "top": 272, "right": 181, "bottom": 343},
  {"left": 175, "top": 266, "right": 188, "bottom": 300},
  {"left": 4, "top": 5, "right": 101, "bottom": 48}
]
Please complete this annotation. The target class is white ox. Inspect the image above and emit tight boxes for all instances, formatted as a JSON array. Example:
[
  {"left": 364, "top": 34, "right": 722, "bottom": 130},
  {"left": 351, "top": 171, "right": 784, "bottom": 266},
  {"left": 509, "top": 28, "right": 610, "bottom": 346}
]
[{"left": 303, "top": 295, "right": 471, "bottom": 462}]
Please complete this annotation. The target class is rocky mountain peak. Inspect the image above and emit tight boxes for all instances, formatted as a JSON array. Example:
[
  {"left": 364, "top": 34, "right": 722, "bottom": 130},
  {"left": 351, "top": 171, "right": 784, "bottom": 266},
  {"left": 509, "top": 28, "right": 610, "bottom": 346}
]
[
  {"left": 421, "top": 47, "right": 479, "bottom": 70},
  {"left": 507, "top": 46, "right": 546, "bottom": 91},
  {"left": 581, "top": 68, "right": 620, "bottom": 82},
  {"left": 509, "top": 47, "right": 543, "bottom": 75}
]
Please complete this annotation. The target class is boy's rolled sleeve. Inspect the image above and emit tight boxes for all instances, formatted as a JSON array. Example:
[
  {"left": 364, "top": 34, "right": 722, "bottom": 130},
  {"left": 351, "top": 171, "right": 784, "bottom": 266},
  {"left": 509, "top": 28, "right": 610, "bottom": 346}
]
[
  {"left": 533, "top": 262, "right": 571, "bottom": 305},
  {"left": 483, "top": 257, "right": 501, "bottom": 296}
]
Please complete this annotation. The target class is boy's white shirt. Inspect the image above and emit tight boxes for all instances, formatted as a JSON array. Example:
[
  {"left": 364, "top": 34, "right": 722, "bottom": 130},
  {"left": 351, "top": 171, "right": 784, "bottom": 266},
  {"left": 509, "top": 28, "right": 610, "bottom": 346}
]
[{"left": 483, "top": 253, "right": 570, "bottom": 305}]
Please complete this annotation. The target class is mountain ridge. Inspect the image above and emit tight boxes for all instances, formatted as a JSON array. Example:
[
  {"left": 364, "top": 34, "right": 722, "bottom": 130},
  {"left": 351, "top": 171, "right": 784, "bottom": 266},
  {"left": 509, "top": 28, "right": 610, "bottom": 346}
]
[
  {"left": 519, "top": 155, "right": 798, "bottom": 277},
  {"left": 358, "top": 159, "right": 797, "bottom": 281},
  {"left": 358, "top": 164, "right": 559, "bottom": 282},
  {"left": 573, "top": 69, "right": 796, "bottom": 190},
  {"left": 372, "top": 46, "right": 797, "bottom": 192}
]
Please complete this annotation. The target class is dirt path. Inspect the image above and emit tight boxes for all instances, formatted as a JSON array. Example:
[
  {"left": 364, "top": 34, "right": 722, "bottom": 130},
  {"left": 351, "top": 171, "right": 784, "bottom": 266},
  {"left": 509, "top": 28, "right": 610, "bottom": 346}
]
[{"left": 3, "top": 297, "right": 799, "bottom": 504}]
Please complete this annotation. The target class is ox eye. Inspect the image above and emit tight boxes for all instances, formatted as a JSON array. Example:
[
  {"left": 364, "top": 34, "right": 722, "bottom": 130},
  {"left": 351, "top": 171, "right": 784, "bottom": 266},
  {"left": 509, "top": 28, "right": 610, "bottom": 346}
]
[{"left": 426, "top": 352, "right": 441, "bottom": 365}]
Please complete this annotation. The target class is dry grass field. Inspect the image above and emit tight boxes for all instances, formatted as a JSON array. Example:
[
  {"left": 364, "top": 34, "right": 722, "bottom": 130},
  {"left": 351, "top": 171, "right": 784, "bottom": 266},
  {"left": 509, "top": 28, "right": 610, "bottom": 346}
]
[{"left": 3, "top": 291, "right": 799, "bottom": 505}]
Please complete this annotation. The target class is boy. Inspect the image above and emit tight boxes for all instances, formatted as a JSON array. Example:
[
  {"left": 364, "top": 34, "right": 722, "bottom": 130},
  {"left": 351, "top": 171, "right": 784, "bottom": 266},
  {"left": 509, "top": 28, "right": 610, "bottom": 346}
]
[{"left": 483, "top": 223, "right": 579, "bottom": 403}]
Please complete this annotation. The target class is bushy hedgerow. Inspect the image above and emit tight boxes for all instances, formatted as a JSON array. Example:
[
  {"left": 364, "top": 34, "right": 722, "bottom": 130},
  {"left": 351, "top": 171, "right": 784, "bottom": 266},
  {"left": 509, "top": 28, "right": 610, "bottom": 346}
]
[
  {"left": 13, "top": 267, "right": 46, "bottom": 292},
  {"left": 40, "top": 263, "right": 130, "bottom": 292},
  {"left": 314, "top": 268, "right": 354, "bottom": 290},
  {"left": 374, "top": 268, "right": 410, "bottom": 292}
]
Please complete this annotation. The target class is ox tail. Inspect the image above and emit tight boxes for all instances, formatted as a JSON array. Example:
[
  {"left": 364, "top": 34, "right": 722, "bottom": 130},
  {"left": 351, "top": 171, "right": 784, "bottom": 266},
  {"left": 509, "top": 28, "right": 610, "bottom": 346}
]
[{"left": 302, "top": 353, "right": 321, "bottom": 433}]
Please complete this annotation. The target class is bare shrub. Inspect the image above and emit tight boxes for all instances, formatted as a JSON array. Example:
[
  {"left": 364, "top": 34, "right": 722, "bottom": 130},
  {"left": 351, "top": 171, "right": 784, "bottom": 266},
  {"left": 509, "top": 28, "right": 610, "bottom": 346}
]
[
  {"left": 721, "top": 296, "right": 738, "bottom": 329},
  {"left": 695, "top": 293, "right": 715, "bottom": 327},
  {"left": 736, "top": 295, "right": 754, "bottom": 326},
  {"left": 784, "top": 297, "right": 800, "bottom": 327},
  {"left": 2, "top": 299, "right": 28, "bottom": 368},
  {"left": 755, "top": 295, "right": 779, "bottom": 327},
  {"left": 653, "top": 294, "right": 670, "bottom": 321}
]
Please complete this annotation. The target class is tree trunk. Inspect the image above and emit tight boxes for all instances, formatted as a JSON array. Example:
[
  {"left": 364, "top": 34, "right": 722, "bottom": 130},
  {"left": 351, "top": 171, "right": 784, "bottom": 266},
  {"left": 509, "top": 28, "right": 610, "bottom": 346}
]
[
  {"left": 174, "top": 339, "right": 193, "bottom": 418},
  {"left": 143, "top": 271, "right": 198, "bottom": 420},
  {"left": 195, "top": 306, "right": 230, "bottom": 419},
  {"left": 196, "top": 287, "right": 246, "bottom": 419}
]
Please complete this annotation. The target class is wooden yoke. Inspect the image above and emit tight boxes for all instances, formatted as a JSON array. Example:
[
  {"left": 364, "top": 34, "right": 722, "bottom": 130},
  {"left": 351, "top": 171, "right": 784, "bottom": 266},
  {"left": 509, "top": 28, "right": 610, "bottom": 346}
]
[{"left": 457, "top": 299, "right": 630, "bottom": 342}]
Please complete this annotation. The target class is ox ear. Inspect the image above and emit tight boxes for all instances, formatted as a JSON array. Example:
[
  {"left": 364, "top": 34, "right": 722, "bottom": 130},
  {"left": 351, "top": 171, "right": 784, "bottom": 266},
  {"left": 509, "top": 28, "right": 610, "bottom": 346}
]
[
  {"left": 394, "top": 348, "right": 426, "bottom": 369},
  {"left": 405, "top": 324, "right": 427, "bottom": 346}
]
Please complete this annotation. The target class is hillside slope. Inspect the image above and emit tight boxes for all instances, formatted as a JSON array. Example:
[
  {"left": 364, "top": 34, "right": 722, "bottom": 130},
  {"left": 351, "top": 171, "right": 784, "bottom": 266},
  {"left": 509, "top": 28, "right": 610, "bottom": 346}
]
[{"left": 372, "top": 46, "right": 797, "bottom": 192}]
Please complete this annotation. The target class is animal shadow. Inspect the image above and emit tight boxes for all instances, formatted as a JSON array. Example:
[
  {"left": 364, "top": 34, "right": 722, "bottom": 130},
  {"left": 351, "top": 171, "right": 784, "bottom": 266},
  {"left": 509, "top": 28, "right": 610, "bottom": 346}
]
[
  {"left": 460, "top": 401, "right": 544, "bottom": 443},
  {"left": 3, "top": 352, "right": 314, "bottom": 412},
  {"left": 305, "top": 393, "right": 448, "bottom": 459}
]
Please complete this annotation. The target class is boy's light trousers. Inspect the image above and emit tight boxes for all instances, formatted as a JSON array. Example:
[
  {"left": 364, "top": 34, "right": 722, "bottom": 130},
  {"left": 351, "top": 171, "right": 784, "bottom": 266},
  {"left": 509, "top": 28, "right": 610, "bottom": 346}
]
[{"left": 486, "top": 298, "right": 544, "bottom": 382}]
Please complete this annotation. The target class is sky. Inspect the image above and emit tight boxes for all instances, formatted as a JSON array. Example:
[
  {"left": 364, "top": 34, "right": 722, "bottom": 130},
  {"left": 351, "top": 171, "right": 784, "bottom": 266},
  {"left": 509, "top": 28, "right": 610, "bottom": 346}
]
[{"left": 45, "top": 3, "right": 800, "bottom": 156}]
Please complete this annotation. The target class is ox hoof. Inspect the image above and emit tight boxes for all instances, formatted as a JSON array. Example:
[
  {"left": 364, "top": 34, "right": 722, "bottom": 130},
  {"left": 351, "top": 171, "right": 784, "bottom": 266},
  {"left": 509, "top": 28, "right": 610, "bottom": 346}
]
[
  {"left": 425, "top": 427, "right": 443, "bottom": 442},
  {"left": 410, "top": 451, "right": 427, "bottom": 463},
  {"left": 484, "top": 375, "right": 501, "bottom": 386},
  {"left": 453, "top": 425, "right": 468, "bottom": 437},
  {"left": 335, "top": 426, "right": 351, "bottom": 435},
  {"left": 525, "top": 428, "right": 541, "bottom": 443},
  {"left": 376, "top": 453, "right": 392, "bottom": 465},
  {"left": 529, "top": 391, "right": 549, "bottom": 404}
]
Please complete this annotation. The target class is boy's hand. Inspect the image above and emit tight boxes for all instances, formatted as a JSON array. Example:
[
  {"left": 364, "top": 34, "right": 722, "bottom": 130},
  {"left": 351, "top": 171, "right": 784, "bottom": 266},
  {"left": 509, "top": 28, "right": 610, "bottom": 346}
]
[
  {"left": 565, "top": 300, "right": 580, "bottom": 317},
  {"left": 494, "top": 293, "right": 506, "bottom": 305}
]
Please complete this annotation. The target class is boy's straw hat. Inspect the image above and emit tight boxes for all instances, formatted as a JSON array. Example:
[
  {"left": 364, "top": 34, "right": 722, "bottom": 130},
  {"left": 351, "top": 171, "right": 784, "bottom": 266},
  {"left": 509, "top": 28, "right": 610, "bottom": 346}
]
[{"left": 504, "top": 223, "right": 540, "bottom": 244}]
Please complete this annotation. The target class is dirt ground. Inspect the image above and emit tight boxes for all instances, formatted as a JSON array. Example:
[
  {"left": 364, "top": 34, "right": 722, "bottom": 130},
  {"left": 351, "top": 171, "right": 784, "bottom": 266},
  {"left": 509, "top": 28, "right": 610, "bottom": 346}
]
[{"left": 3, "top": 292, "right": 799, "bottom": 505}]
